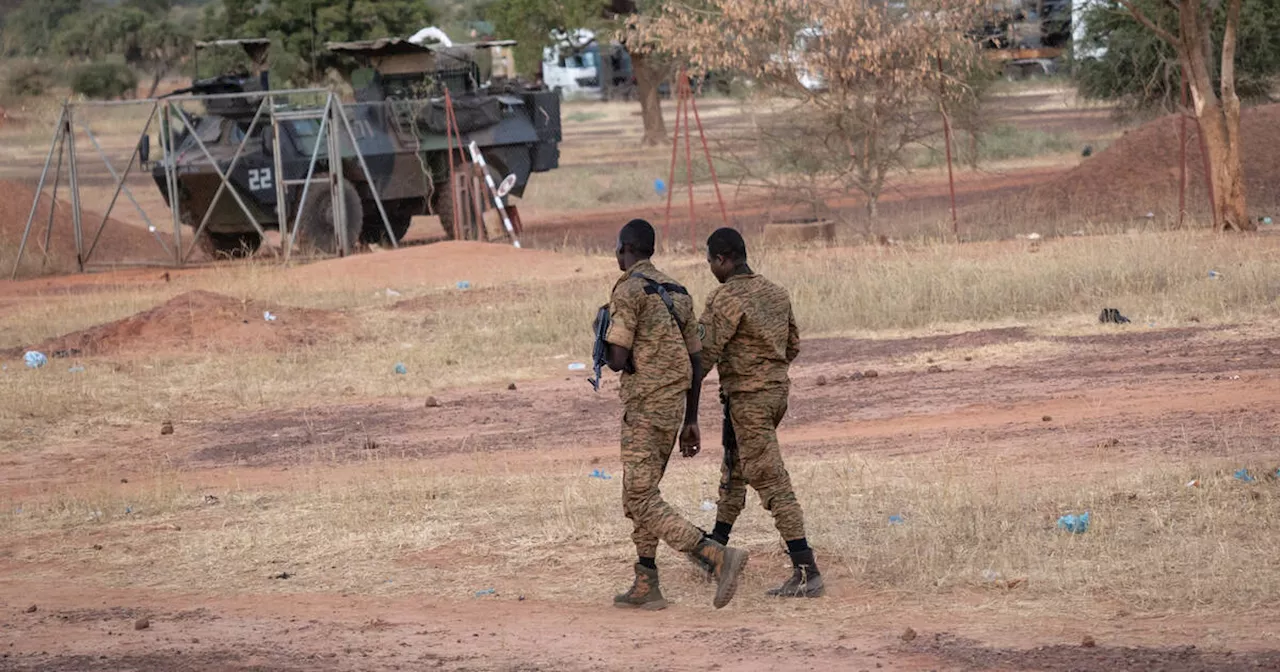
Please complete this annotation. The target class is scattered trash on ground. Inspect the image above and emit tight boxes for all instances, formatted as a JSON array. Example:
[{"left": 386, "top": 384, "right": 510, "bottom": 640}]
[
  {"left": 263, "top": 311, "right": 277, "bottom": 322},
  {"left": 654, "top": 178, "right": 666, "bottom": 195},
  {"left": 888, "top": 514, "right": 905, "bottom": 525},
  {"left": 394, "top": 363, "right": 408, "bottom": 375},
  {"left": 1208, "top": 270, "right": 1224, "bottom": 280},
  {"left": 1186, "top": 479, "right": 1201, "bottom": 488},
  {"left": 1057, "top": 512, "right": 1090, "bottom": 534},
  {"left": 68, "top": 366, "right": 85, "bottom": 373},
  {"left": 700, "top": 500, "right": 715, "bottom": 512},
  {"left": 385, "top": 288, "right": 402, "bottom": 297},
  {"left": 23, "top": 351, "right": 47, "bottom": 369},
  {"left": 1098, "top": 308, "right": 1130, "bottom": 324},
  {"left": 475, "top": 588, "right": 496, "bottom": 597},
  {"left": 456, "top": 281, "right": 472, "bottom": 290},
  {"left": 589, "top": 469, "right": 612, "bottom": 480},
  {"left": 568, "top": 362, "right": 587, "bottom": 371},
  {"left": 1234, "top": 469, "right": 1256, "bottom": 483}
]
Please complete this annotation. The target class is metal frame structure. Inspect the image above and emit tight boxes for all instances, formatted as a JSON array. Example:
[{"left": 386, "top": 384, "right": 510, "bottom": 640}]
[{"left": 11, "top": 89, "right": 394, "bottom": 279}]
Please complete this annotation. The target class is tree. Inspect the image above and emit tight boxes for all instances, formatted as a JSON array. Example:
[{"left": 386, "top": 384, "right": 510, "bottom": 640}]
[
  {"left": 1076, "top": 0, "right": 1280, "bottom": 114},
  {"left": 644, "top": 0, "right": 985, "bottom": 222},
  {"left": 1, "top": 0, "right": 84, "bottom": 57},
  {"left": 53, "top": 4, "right": 194, "bottom": 97},
  {"left": 207, "top": 0, "right": 436, "bottom": 83},
  {"left": 1113, "top": 0, "right": 1257, "bottom": 231},
  {"left": 488, "top": 0, "right": 669, "bottom": 145}
]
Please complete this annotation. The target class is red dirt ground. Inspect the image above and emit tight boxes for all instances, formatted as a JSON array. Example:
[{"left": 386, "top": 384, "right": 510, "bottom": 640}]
[
  {"left": 0, "top": 179, "right": 174, "bottom": 272},
  {"left": 2, "top": 306, "right": 1279, "bottom": 670},
  {"left": 2, "top": 290, "right": 347, "bottom": 358}
]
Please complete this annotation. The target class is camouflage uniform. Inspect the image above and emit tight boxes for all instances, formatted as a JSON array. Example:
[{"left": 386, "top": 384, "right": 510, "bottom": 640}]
[
  {"left": 700, "top": 273, "right": 806, "bottom": 542},
  {"left": 606, "top": 260, "right": 705, "bottom": 557}
]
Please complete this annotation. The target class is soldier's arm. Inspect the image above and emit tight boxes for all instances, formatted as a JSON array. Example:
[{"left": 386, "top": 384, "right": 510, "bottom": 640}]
[
  {"left": 698, "top": 289, "right": 742, "bottom": 377},
  {"left": 680, "top": 299, "right": 704, "bottom": 426},
  {"left": 605, "top": 283, "right": 639, "bottom": 372},
  {"left": 786, "top": 303, "right": 801, "bottom": 364}
]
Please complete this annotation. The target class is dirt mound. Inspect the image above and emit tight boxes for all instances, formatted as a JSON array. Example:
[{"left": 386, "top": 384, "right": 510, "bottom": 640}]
[
  {"left": 0, "top": 179, "right": 173, "bottom": 276},
  {"left": 9, "top": 290, "right": 347, "bottom": 358},
  {"left": 1010, "top": 104, "right": 1280, "bottom": 226},
  {"left": 284, "top": 241, "right": 613, "bottom": 290}
]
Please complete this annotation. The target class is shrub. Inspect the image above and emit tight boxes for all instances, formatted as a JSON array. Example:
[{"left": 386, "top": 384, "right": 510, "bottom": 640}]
[
  {"left": 5, "top": 60, "right": 56, "bottom": 98},
  {"left": 70, "top": 62, "right": 138, "bottom": 100}
]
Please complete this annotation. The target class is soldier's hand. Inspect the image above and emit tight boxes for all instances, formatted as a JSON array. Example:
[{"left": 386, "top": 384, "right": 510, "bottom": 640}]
[{"left": 679, "top": 423, "right": 701, "bottom": 458}]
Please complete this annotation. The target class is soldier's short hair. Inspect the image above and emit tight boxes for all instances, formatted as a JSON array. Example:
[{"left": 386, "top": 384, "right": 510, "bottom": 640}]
[
  {"left": 707, "top": 227, "right": 747, "bottom": 262},
  {"left": 620, "top": 219, "right": 656, "bottom": 257}
]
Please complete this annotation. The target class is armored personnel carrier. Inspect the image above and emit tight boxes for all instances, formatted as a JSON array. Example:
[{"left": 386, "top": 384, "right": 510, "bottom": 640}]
[{"left": 152, "top": 38, "right": 561, "bottom": 257}]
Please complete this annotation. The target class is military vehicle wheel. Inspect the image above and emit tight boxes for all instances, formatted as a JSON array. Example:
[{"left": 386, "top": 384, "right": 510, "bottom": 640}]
[
  {"left": 297, "top": 179, "right": 364, "bottom": 255},
  {"left": 198, "top": 231, "right": 262, "bottom": 259},
  {"left": 360, "top": 198, "right": 422, "bottom": 245}
]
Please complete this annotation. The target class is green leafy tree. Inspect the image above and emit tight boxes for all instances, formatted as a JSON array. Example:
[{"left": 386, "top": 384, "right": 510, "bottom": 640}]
[
  {"left": 1, "top": 0, "right": 85, "bottom": 57},
  {"left": 1076, "top": 0, "right": 1280, "bottom": 114},
  {"left": 54, "top": 3, "right": 194, "bottom": 97},
  {"left": 206, "top": 0, "right": 436, "bottom": 84}
]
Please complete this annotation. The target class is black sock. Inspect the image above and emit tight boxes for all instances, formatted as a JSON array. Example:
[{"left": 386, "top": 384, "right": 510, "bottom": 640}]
[
  {"left": 785, "top": 538, "right": 811, "bottom": 555},
  {"left": 638, "top": 556, "right": 657, "bottom": 570},
  {"left": 710, "top": 521, "right": 733, "bottom": 544}
]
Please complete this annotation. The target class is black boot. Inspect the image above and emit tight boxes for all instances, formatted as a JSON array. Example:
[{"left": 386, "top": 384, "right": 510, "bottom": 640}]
[{"left": 767, "top": 549, "right": 824, "bottom": 598}]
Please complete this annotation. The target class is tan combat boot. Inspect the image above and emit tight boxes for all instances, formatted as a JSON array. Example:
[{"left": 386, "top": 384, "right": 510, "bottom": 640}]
[
  {"left": 690, "top": 538, "right": 750, "bottom": 609},
  {"left": 613, "top": 563, "right": 669, "bottom": 610},
  {"left": 766, "top": 549, "right": 825, "bottom": 598}
]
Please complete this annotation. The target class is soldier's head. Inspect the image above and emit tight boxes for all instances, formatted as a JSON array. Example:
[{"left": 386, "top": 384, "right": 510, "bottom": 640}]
[
  {"left": 706, "top": 227, "right": 748, "bottom": 284},
  {"left": 616, "top": 219, "right": 656, "bottom": 271}
]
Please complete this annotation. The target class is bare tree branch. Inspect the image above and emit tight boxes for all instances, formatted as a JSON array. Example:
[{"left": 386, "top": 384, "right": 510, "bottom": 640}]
[
  {"left": 1116, "top": 0, "right": 1179, "bottom": 45},
  {"left": 1220, "top": 0, "right": 1241, "bottom": 98}
]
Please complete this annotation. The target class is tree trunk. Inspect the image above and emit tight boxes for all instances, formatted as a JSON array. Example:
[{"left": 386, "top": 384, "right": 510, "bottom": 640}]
[
  {"left": 632, "top": 51, "right": 666, "bottom": 147},
  {"left": 1179, "top": 0, "right": 1252, "bottom": 231},
  {"left": 147, "top": 71, "right": 163, "bottom": 99}
]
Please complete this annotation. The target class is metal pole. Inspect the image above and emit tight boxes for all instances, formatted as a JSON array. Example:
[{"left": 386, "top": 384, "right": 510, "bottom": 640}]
[
  {"left": 938, "top": 55, "right": 959, "bottom": 237},
  {"left": 681, "top": 76, "right": 697, "bottom": 251},
  {"left": 335, "top": 96, "right": 398, "bottom": 248},
  {"left": 443, "top": 89, "right": 463, "bottom": 241},
  {"left": 467, "top": 140, "right": 521, "bottom": 248},
  {"left": 11, "top": 105, "right": 67, "bottom": 279},
  {"left": 328, "top": 100, "right": 349, "bottom": 255},
  {"left": 65, "top": 107, "right": 85, "bottom": 272},
  {"left": 662, "top": 74, "right": 683, "bottom": 247},
  {"left": 169, "top": 104, "right": 271, "bottom": 241},
  {"left": 688, "top": 87, "right": 730, "bottom": 230},
  {"left": 164, "top": 103, "right": 184, "bottom": 265},
  {"left": 181, "top": 98, "right": 269, "bottom": 262},
  {"left": 285, "top": 96, "right": 333, "bottom": 260},
  {"left": 40, "top": 125, "right": 67, "bottom": 270},
  {"left": 80, "top": 106, "right": 162, "bottom": 263},
  {"left": 271, "top": 93, "right": 289, "bottom": 258}
]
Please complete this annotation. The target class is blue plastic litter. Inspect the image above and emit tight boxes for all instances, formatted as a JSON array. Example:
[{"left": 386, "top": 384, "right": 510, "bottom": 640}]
[
  {"left": 456, "top": 281, "right": 472, "bottom": 290},
  {"left": 1234, "top": 468, "right": 1256, "bottom": 483},
  {"left": 23, "top": 351, "right": 47, "bottom": 369},
  {"left": 654, "top": 178, "right": 666, "bottom": 195},
  {"left": 589, "top": 469, "right": 612, "bottom": 480},
  {"left": 394, "top": 363, "right": 408, "bottom": 375},
  {"left": 68, "top": 366, "right": 85, "bottom": 373},
  {"left": 475, "top": 588, "right": 496, "bottom": 597},
  {"left": 1208, "top": 270, "right": 1223, "bottom": 280},
  {"left": 888, "top": 514, "right": 905, "bottom": 525},
  {"left": 1057, "top": 512, "right": 1090, "bottom": 534}
]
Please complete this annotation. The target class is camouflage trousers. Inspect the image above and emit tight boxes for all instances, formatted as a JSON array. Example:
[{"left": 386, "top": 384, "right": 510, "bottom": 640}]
[
  {"left": 621, "top": 391, "right": 704, "bottom": 558},
  {"left": 717, "top": 386, "right": 807, "bottom": 541}
]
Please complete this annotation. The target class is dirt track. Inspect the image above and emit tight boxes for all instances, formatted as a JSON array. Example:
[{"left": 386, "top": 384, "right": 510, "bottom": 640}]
[{"left": 3, "top": 318, "right": 1278, "bottom": 670}]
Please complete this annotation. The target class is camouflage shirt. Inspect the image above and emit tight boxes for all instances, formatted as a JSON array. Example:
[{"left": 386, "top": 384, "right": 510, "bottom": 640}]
[
  {"left": 700, "top": 273, "right": 800, "bottom": 394},
  {"left": 605, "top": 260, "right": 701, "bottom": 406}
]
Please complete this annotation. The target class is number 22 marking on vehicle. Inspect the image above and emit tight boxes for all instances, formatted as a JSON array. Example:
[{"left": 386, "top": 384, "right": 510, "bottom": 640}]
[{"left": 248, "top": 168, "right": 273, "bottom": 191}]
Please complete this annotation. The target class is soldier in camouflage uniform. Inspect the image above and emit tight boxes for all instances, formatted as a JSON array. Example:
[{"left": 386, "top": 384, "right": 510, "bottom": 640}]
[
  {"left": 603, "top": 219, "right": 750, "bottom": 610},
  {"left": 695, "top": 227, "right": 824, "bottom": 598}
]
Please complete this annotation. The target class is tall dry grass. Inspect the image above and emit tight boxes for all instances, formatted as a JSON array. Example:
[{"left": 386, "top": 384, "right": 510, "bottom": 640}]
[{"left": 3, "top": 230, "right": 1279, "bottom": 445}]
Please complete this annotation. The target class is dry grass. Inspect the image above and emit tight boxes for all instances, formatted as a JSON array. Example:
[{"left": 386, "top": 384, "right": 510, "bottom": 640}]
[
  {"left": 4, "top": 445, "right": 1277, "bottom": 616},
  {"left": 3, "top": 230, "right": 1279, "bottom": 444}
]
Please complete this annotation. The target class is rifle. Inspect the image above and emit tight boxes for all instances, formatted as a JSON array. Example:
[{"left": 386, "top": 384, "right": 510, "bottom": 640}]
[{"left": 589, "top": 305, "right": 610, "bottom": 391}]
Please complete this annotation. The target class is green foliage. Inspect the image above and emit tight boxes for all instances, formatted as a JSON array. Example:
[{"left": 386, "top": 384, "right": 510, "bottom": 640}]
[
  {"left": 1075, "top": 0, "right": 1280, "bottom": 113},
  {"left": 70, "top": 61, "right": 138, "bottom": 99},
  {"left": 206, "top": 0, "right": 436, "bottom": 84},
  {"left": 1, "top": 0, "right": 85, "bottom": 57},
  {"left": 4, "top": 59, "right": 57, "bottom": 97},
  {"left": 487, "top": 0, "right": 613, "bottom": 78}
]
